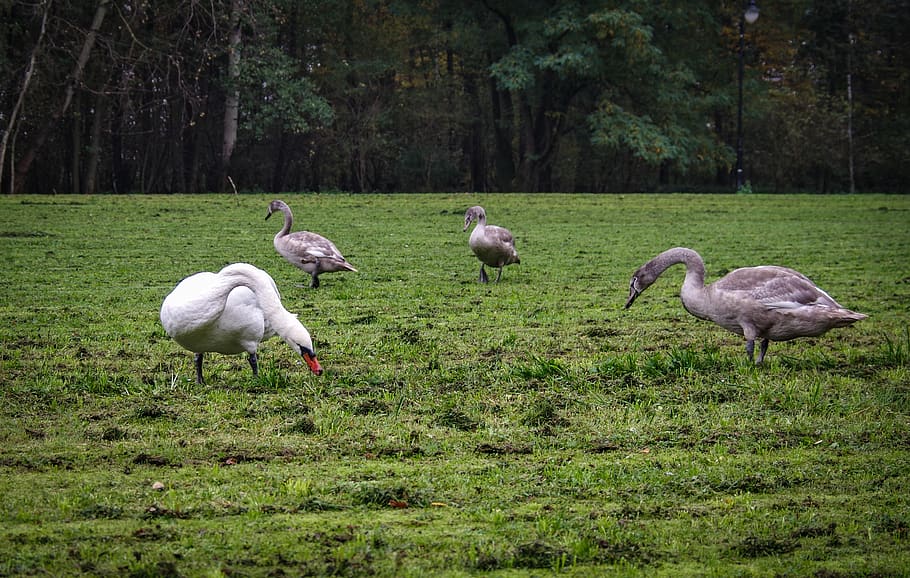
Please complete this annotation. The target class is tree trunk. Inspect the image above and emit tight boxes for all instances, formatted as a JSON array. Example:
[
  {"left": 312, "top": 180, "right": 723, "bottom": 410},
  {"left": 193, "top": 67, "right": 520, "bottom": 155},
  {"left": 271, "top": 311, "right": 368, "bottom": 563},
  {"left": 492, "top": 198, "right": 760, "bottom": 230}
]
[
  {"left": 70, "top": 94, "right": 82, "bottom": 194},
  {"left": 847, "top": 26, "right": 856, "bottom": 194},
  {"left": 481, "top": 0, "right": 519, "bottom": 191},
  {"left": 490, "top": 80, "right": 515, "bottom": 191},
  {"left": 0, "top": 0, "right": 52, "bottom": 193},
  {"left": 271, "top": 131, "right": 289, "bottom": 193},
  {"left": 110, "top": 86, "right": 130, "bottom": 194},
  {"left": 517, "top": 100, "right": 536, "bottom": 191},
  {"left": 13, "top": 0, "right": 109, "bottom": 193},
  {"left": 516, "top": 84, "right": 562, "bottom": 193},
  {"left": 169, "top": 96, "right": 185, "bottom": 193},
  {"left": 352, "top": 144, "right": 367, "bottom": 193},
  {"left": 221, "top": 0, "right": 244, "bottom": 191},
  {"left": 84, "top": 92, "right": 105, "bottom": 194},
  {"left": 185, "top": 89, "right": 205, "bottom": 192},
  {"left": 462, "top": 73, "right": 486, "bottom": 192}
]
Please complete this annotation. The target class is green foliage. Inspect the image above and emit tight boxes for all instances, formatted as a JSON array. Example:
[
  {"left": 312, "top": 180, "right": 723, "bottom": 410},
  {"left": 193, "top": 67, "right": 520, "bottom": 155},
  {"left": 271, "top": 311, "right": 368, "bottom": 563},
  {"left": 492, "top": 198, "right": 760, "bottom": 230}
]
[
  {"left": 737, "top": 180, "right": 755, "bottom": 194},
  {"left": 483, "top": 1, "right": 732, "bottom": 187},
  {"left": 3, "top": 0, "right": 908, "bottom": 192},
  {"left": 237, "top": 46, "right": 333, "bottom": 139},
  {"left": 490, "top": 45, "right": 537, "bottom": 92},
  {"left": 0, "top": 193, "right": 908, "bottom": 575},
  {"left": 587, "top": 8, "right": 658, "bottom": 60},
  {"left": 589, "top": 103, "right": 678, "bottom": 164}
]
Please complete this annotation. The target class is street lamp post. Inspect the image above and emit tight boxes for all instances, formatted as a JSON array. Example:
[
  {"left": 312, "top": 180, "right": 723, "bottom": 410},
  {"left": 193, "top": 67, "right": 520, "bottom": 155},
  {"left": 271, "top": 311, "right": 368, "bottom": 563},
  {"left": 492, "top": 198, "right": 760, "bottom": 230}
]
[{"left": 735, "top": 0, "right": 759, "bottom": 190}]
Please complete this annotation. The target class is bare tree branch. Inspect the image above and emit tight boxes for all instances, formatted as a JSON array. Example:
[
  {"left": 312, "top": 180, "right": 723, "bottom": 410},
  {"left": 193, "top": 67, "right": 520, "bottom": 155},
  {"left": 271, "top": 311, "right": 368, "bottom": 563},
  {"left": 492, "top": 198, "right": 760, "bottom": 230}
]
[
  {"left": 12, "top": 0, "right": 110, "bottom": 193},
  {"left": 0, "top": 0, "right": 53, "bottom": 193}
]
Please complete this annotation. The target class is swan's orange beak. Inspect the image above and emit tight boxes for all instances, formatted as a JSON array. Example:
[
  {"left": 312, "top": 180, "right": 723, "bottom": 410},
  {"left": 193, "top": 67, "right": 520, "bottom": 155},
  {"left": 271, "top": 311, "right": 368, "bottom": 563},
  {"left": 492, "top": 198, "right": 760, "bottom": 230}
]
[{"left": 304, "top": 352, "right": 323, "bottom": 375}]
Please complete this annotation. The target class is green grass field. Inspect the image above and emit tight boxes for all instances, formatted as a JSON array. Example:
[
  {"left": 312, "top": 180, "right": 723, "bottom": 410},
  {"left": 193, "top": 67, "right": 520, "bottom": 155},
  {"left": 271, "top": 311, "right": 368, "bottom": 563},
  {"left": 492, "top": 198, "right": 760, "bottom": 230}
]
[{"left": 1, "top": 193, "right": 908, "bottom": 577}]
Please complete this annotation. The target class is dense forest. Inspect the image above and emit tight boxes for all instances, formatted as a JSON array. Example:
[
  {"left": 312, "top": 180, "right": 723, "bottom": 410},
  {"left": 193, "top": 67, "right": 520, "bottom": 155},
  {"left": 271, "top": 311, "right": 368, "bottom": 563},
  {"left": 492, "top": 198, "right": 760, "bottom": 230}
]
[{"left": 1, "top": 0, "right": 907, "bottom": 194}]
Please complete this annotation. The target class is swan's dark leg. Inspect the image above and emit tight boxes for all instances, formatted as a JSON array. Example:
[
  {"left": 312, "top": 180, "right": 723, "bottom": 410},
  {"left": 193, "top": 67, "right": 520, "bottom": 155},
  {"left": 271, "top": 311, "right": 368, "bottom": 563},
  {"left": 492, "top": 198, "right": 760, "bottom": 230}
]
[
  {"left": 745, "top": 340, "right": 755, "bottom": 364},
  {"left": 310, "top": 271, "right": 320, "bottom": 288},
  {"left": 756, "top": 339, "right": 770, "bottom": 365},
  {"left": 248, "top": 353, "right": 259, "bottom": 377},
  {"left": 194, "top": 353, "right": 205, "bottom": 384},
  {"left": 494, "top": 267, "right": 504, "bottom": 282},
  {"left": 479, "top": 265, "right": 488, "bottom": 283}
]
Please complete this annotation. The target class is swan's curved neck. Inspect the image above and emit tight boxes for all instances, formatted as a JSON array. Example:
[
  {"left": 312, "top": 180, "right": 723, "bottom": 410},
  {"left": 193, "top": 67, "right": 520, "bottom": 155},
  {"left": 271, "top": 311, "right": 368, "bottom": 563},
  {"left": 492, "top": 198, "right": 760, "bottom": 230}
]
[
  {"left": 220, "top": 266, "right": 288, "bottom": 320},
  {"left": 655, "top": 247, "right": 707, "bottom": 291},
  {"left": 225, "top": 268, "right": 310, "bottom": 346},
  {"left": 276, "top": 206, "right": 293, "bottom": 236}
]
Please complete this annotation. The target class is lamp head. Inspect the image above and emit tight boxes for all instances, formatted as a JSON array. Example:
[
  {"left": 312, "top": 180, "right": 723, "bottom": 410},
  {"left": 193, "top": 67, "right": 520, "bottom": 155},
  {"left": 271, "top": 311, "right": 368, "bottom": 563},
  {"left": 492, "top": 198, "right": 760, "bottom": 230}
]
[{"left": 744, "top": 1, "right": 760, "bottom": 24}]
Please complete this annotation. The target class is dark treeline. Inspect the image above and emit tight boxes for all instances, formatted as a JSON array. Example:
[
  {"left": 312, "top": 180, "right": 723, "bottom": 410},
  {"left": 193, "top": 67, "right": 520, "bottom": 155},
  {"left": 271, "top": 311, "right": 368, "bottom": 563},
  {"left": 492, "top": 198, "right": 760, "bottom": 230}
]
[{"left": 1, "top": 0, "right": 907, "bottom": 194}]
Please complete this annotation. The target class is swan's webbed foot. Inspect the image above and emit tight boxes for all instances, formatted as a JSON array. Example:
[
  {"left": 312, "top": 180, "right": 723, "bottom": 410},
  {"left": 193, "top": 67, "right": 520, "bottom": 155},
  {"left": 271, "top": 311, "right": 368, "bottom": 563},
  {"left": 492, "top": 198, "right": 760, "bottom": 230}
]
[
  {"left": 310, "top": 273, "right": 320, "bottom": 288},
  {"left": 248, "top": 352, "right": 259, "bottom": 377},
  {"left": 479, "top": 265, "right": 489, "bottom": 283},
  {"left": 194, "top": 353, "right": 205, "bottom": 384}
]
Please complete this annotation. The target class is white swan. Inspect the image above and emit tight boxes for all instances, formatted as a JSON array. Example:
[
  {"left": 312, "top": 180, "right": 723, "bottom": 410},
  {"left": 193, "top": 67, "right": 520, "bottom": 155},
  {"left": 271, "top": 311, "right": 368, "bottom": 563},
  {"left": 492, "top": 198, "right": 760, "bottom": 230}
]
[
  {"left": 160, "top": 263, "right": 322, "bottom": 383},
  {"left": 463, "top": 205, "right": 520, "bottom": 283},
  {"left": 266, "top": 199, "right": 357, "bottom": 288},
  {"left": 625, "top": 247, "right": 867, "bottom": 364}
]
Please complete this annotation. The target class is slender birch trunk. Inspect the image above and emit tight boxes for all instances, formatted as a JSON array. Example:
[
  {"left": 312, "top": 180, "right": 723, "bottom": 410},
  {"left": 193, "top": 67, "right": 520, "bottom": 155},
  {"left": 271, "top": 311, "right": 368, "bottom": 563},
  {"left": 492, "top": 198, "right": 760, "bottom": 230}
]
[
  {"left": 221, "top": 0, "right": 244, "bottom": 191},
  {"left": 0, "top": 0, "right": 52, "bottom": 193},
  {"left": 84, "top": 91, "right": 105, "bottom": 194},
  {"left": 12, "top": 0, "right": 109, "bottom": 193},
  {"left": 847, "top": 30, "right": 856, "bottom": 194}
]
